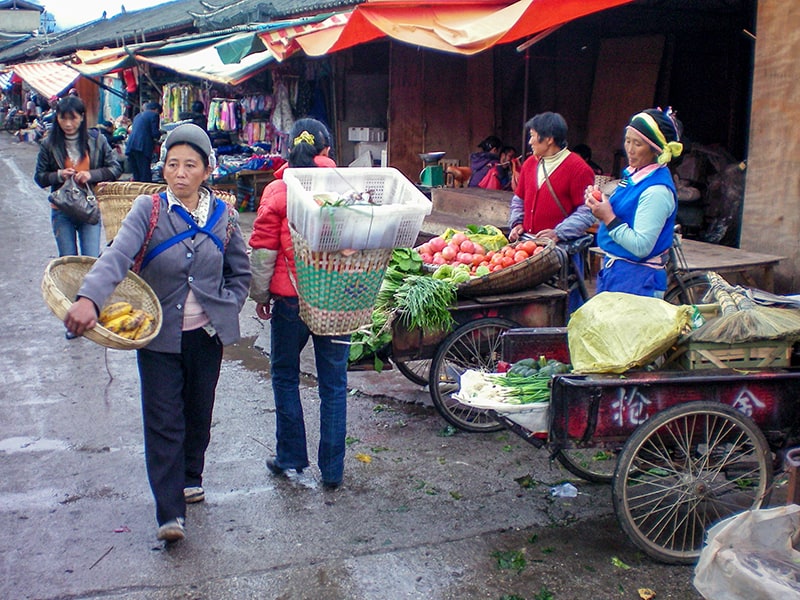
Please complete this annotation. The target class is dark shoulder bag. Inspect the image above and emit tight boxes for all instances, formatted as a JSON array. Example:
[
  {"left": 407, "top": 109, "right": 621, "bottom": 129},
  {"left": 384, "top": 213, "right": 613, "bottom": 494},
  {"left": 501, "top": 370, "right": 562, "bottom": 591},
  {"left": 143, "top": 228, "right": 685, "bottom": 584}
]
[{"left": 49, "top": 178, "right": 100, "bottom": 224}]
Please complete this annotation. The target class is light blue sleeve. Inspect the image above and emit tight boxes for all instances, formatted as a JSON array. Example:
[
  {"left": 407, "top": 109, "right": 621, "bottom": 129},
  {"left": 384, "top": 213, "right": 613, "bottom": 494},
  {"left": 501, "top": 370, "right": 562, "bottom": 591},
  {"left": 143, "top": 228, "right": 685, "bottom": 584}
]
[
  {"left": 607, "top": 185, "right": 674, "bottom": 258},
  {"left": 554, "top": 205, "right": 596, "bottom": 241},
  {"left": 508, "top": 194, "right": 524, "bottom": 229}
]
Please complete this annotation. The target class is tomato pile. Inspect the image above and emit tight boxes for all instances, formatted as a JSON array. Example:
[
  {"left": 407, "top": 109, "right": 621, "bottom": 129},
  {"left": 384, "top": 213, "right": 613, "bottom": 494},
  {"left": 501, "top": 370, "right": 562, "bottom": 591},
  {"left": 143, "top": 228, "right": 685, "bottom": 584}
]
[{"left": 416, "top": 232, "right": 544, "bottom": 275}]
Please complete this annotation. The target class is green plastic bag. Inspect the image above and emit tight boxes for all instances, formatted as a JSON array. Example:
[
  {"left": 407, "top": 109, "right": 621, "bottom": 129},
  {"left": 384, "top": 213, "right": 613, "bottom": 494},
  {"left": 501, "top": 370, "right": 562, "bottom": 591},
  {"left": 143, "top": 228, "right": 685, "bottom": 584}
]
[{"left": 568, "top": 292, "right": 692, "bottom": 373}]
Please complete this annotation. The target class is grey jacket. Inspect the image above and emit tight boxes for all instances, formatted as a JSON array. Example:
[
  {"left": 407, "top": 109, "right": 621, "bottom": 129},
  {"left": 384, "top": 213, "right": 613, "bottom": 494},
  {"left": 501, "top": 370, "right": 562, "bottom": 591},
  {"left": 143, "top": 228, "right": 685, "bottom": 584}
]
[
  {"left": 77, "top": 192, "right": 251, "bottom": 353},
  {"left": 34, "top": 130, "right": 122, "bottom": 192}
]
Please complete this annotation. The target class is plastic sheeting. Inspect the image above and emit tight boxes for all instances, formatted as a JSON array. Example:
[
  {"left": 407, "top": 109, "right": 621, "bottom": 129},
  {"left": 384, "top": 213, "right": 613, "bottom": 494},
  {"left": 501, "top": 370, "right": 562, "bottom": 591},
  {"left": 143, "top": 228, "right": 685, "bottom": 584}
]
[
  {"left": 567, "top": 292, "right": 692, "bottom": 373},
  {"left": 694, "top": 505, "right": 800, "bottom": 600}
]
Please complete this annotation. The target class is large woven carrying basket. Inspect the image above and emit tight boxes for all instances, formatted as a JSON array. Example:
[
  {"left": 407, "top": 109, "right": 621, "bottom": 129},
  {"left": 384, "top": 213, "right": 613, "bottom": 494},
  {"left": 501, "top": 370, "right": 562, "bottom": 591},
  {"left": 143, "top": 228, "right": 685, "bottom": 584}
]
[
  {"left": 95, "top": 181, "right": 238, "bottom": 240},
  {"left": 41, "top": 256, "right": 163, "bottom": 350},
  {"left": 454, "top": 237, "right": 560, "bottom": 297},
  {"left": 290, "top": 227, "right": 392, "bottom": 336}
]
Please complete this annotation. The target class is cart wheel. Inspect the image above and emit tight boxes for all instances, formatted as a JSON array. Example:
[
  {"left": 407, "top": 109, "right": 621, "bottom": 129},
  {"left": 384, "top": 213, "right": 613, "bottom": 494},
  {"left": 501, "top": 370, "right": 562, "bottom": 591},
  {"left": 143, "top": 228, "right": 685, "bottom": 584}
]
[
  {"left": 429, "top": 318, "right": 517, "bottom": 433},
  {"left": 393, "top": 359, "right": 431, "bottom": 387},
  {"left": 612, "top": 401, "right": 772, "bottom": 564},
  {"left": 555, "top": 447, "right": 619, "bottom": 484},
  {"left": 664, "top": 275, "right": 711, "bottom": 305}
]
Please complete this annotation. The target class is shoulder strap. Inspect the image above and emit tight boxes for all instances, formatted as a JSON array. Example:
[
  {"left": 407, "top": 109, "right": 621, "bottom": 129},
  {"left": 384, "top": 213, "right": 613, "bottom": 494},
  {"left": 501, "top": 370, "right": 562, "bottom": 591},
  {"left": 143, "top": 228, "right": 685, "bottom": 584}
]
[
  {"left": 540, "top": 160, "right": 569, "bottom": 218},
  {"left": 132, "top": 193, "right": 162, "bottom": 273},
  {"left": 223, "top": 203, "right": 237, "bottom": 250}
]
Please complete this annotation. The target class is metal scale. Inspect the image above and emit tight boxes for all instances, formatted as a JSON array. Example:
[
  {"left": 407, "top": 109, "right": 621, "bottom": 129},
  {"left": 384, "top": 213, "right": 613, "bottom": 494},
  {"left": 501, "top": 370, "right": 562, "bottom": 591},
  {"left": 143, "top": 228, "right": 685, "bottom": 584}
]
[{"left": 418, "top": 151, "right": 446, "bottom": 187}]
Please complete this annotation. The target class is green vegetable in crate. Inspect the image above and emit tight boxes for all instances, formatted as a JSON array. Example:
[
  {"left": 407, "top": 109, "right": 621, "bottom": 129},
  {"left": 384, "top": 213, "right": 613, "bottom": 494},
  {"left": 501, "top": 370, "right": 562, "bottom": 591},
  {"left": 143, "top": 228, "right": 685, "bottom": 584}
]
[{"left": 508, "top": 357, "right": 540, "bottom": 377}]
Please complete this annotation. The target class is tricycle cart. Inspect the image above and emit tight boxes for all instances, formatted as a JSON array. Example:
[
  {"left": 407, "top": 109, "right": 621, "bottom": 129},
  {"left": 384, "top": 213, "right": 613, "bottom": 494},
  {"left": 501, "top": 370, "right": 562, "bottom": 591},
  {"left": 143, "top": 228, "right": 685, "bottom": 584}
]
[
  {"left": 373, "top": 229, "right": 714, "bottom": 432},
  {"left": 485, "top": 326, "right": 800, "bottom": 564}
]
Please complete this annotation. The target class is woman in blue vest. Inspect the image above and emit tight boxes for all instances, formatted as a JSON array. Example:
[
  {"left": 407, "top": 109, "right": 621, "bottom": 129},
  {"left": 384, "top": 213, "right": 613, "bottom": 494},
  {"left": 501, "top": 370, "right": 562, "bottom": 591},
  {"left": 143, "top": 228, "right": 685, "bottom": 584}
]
[{"left": 586, "top": 108, "right": 683, "bottom": 298}]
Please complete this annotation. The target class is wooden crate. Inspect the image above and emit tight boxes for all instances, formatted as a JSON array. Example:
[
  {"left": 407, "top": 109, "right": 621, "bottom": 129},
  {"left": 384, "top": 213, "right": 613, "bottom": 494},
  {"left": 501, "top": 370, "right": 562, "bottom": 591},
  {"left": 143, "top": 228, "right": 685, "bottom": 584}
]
[{"left": 672, "top": 339, "right": 793, "bottom": 370}]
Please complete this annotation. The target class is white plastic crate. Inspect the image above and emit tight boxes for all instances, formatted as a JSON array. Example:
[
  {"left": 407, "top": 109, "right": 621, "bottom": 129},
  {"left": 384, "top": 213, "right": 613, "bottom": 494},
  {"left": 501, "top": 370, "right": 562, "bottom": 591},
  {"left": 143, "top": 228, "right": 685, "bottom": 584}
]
[{"left": 285, "top": 167, "right": 432, "bottom": 251}]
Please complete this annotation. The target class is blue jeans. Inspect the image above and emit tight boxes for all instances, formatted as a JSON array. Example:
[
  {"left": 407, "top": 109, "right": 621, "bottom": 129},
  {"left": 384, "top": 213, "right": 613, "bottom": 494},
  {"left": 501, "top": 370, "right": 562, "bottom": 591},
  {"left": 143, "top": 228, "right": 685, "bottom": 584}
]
[
  {"left": 51, "top": 208, "right": 101, "bottom": 257},
  {"left": 270, "top": 296, "right": 350, "bottom": 484}
]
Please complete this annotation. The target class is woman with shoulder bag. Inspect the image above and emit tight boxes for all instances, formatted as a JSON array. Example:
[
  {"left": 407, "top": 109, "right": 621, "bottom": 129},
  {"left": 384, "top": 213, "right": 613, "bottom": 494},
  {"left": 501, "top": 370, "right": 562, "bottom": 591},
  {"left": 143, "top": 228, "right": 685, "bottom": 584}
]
[
  {"left": 64, "top": 124, "right": 251, "bottom": 543},
  {"left": 34, "top": 96, "right": 122, "bottom": 257}
]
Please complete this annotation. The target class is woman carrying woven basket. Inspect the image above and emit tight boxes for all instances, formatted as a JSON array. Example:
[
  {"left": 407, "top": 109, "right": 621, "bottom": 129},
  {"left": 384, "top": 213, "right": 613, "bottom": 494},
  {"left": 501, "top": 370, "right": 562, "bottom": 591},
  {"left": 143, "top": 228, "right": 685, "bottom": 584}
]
[
  {"left": 64, "top": 124, "right": 251, "bottom": 543},
  {"left": 34, "top": 95, "right": 122, "bottom": 258},
  {"left": 249, "top": 118, "right": 349, "bottom": 491},
  {"left": 586, "top": 108, "right": 683, "bottom": 298}
]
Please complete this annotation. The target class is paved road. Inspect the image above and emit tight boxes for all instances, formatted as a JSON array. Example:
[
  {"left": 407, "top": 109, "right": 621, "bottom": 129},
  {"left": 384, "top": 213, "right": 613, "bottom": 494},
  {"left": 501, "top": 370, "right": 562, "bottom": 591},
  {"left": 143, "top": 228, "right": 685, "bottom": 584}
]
[{"left": 0, "top": 132, "right": 702, "bottom": 599}]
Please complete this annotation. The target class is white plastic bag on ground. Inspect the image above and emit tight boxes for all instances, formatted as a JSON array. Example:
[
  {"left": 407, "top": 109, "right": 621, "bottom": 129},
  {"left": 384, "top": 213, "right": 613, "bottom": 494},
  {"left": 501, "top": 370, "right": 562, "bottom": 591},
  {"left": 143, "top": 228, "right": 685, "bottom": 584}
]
[
  {"left": 693, "top": 505, "right": 800, "bottom": 600},
  {"left": 568, "top": 292, "right": 692, "bottom": 373}
]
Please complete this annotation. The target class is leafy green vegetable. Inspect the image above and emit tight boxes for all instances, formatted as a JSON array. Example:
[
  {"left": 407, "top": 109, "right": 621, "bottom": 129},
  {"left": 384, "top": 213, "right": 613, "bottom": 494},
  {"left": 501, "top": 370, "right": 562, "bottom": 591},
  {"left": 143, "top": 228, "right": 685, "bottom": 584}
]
[
  {"left": 348, "top": 248, "right": 424, "bottom": 369},
  {"left": 394, "top": 275, "right": 456, "bottom": 332}
]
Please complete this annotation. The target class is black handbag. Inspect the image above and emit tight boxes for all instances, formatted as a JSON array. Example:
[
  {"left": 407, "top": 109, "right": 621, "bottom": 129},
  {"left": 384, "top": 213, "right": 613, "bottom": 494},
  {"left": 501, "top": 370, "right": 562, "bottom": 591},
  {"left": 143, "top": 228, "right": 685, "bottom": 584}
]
[{"left": 49, "top": 178, "right": 100, "bottom": 224}]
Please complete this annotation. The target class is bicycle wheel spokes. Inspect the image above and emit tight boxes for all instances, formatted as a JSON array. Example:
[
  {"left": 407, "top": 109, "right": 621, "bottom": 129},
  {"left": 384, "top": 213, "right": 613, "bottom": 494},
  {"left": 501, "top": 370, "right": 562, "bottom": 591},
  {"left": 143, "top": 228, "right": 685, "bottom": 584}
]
[{"left": 613, "top": 402, "right": 772, "bottom": 563}]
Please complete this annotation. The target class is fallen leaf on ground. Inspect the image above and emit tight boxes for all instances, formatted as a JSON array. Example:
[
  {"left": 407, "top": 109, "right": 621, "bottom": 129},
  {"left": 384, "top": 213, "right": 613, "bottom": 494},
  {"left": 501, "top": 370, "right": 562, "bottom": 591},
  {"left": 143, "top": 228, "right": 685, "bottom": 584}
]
[
  {"left": 355, "top": 453, "right": 372, "bottom": 463},
  {"left": 638, "top": 588, "right": 656, "bottom": 599},
  {"left": 611, "top": 556, "right": 631, "bottom": 570}
]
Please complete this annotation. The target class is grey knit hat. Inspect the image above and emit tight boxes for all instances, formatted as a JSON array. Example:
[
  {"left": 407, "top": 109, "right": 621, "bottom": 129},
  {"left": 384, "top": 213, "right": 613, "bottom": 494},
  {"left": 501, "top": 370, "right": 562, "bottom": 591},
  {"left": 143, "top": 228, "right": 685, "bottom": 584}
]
[{"left": 163, "top": 123, "right": 212, "bottom": 160}]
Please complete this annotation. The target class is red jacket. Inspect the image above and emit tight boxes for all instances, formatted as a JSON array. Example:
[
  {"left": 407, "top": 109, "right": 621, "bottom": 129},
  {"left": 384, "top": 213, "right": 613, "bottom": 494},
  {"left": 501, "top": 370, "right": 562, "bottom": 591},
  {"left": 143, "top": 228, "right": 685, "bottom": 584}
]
[
  {"left": 249, "top": 155, "right": 336, "bottom": 298},
  {"left": 515, "top": 152, "right": 594, "bottom": 232}
]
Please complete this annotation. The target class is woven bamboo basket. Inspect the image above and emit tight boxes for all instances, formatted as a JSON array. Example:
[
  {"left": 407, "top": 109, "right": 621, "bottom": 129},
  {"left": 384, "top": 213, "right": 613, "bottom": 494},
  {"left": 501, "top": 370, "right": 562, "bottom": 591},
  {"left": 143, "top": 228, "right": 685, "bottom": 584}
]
[
  {"left": 95, "top": 181, "right": 238, "bottom": 241},
  {"left": 41, "top": 256, "right": 163, "bottom": 350},
  {"left": 290, "top": 227, "right": 393, "bottom": 336},
  {"left": 443, "top": 238, "right": 560, "bottom": 297}
]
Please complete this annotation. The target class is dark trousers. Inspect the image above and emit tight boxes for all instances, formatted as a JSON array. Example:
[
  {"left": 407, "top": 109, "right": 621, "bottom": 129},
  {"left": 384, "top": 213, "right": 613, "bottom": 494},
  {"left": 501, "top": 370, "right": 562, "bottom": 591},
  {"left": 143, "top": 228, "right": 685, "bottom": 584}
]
[
  {"left": 127, "top": 150, "right": 152, "bottom": 182},
  {"left": 137, "top": 328, "right": 223, "bottom": 525}
]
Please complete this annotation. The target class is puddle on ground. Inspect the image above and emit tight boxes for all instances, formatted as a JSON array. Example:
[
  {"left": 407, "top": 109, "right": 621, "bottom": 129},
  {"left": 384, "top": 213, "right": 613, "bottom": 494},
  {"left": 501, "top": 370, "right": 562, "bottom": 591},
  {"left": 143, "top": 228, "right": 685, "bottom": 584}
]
[
  {"left": 223, "top": 336, "right": 316, "bottom": 387},
  {"left": 0, "top": 437, "right": 70, "bottom": 453},
  {"left": 224, "top": 336, "right": 270, "bottom": 372}
]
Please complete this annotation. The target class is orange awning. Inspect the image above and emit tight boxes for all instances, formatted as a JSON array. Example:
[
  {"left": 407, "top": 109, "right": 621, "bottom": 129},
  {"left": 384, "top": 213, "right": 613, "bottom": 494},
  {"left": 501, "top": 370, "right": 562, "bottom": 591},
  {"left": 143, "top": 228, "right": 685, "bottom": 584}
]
[
  {"left": 256, "top": 12, "right": 353, "bottom": 61},
  {"left": 293, "top": 0, "right": 634, "bottom": 56},
  {"left": 12, "top": 61, "right": 79, "bottom": 99}
]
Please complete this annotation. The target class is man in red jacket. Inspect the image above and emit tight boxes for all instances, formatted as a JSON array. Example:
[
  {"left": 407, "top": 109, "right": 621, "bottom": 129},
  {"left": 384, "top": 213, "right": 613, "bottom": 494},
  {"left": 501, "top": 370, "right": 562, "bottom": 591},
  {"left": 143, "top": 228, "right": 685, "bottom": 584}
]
[{"left": 508, "top": 112, "right": 595, "bottom": 244}]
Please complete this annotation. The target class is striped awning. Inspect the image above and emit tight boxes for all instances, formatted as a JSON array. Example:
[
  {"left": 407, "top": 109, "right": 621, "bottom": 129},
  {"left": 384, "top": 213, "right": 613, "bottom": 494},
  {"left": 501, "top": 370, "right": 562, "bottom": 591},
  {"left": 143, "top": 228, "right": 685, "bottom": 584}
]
[
  {"left": 12, "top": 61, "right": 79, "bottom": 99},
  {"left": 136, "top": 32, "right": 275, "bottom": 86},
  {"left": 0, "top": 70, "right": 13, "bottom": 91}
]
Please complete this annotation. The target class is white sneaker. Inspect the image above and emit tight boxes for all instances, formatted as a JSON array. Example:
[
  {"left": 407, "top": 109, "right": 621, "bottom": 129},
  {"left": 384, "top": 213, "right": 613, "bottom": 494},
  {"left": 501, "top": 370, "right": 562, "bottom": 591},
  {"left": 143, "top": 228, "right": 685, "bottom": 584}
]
[
  {"left": 157, "top": 517, "right": 186, "bottom": 542},
  {"left": 184, "top": 486, "right": 205, "bottom": 503}
]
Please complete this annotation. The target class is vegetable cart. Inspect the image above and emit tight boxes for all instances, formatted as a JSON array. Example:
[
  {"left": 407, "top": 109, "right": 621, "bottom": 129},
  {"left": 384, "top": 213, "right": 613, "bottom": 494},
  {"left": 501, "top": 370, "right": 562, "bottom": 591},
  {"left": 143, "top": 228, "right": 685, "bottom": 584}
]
[
  {"left": 363, "top": 234, "right": 583, "bottom": 432},
  {"left": 484, "top": 326, "right": 800, "bottom": 564},
  {"left": 390, "top": 285, "right": 569, "bottom": 432}
]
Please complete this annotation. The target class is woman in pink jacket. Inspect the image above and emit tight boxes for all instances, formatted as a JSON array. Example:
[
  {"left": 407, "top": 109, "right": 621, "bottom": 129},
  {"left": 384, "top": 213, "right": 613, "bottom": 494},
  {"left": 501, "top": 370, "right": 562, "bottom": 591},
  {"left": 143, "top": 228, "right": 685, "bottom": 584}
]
[{"left": 248, "top": 118, "right": 347, "bottom": 490}]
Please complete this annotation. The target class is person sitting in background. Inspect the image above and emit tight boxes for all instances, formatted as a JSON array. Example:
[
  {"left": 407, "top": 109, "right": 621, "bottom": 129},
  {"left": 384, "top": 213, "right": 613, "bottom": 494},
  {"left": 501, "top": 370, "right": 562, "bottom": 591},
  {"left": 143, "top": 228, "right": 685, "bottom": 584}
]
[
  {"left": 587, "top": 108, "right": 683, "bottom": 298},
  {"left": 478, "top": 145, "right": 520, "bottom": 191},
  {"left": 468, "top": 135, "right": 503, "bottom": 187},
  {"left": 573, "top": 143, "right": 605, "bottom": 175}
]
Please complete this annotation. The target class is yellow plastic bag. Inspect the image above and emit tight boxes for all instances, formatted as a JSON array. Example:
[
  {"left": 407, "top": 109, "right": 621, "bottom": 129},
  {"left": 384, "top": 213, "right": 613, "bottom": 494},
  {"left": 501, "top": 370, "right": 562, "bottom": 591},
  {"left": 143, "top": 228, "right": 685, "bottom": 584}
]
[{"left": 568, "top": 292, "right": 692, "bottom": 373}]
